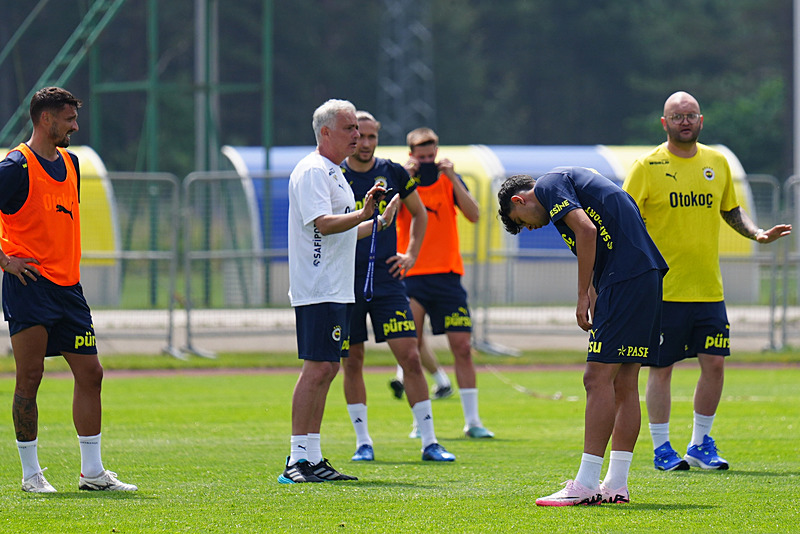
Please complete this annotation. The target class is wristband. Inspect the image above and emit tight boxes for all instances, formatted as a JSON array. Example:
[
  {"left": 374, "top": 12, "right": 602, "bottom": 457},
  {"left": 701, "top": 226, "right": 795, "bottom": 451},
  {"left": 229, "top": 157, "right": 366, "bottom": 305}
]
[{"left": 377, "top": 215, "right": 388, "bottom": 229}]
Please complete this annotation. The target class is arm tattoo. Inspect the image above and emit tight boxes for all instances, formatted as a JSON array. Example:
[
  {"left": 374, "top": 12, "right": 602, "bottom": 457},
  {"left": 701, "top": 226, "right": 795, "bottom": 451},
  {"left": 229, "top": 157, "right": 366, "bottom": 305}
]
[
  {"left": 721, "top": 207, "right": 760, "bottom": 240},
  {"left": 12, "top": 394, "right": 38, "bottom": 442}
]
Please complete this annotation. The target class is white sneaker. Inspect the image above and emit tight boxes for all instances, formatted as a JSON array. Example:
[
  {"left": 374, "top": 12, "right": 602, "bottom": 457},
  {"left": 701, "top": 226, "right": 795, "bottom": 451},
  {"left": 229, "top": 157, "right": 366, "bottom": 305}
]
[
  {"left": 79, "top": 470, "right": 138, "bottom": 491},
  {"left": 408, "top": 424, "right": 420, "bottom": 439},
  {"left": 22, "top": 468, "right": 57, "bottom": 493},
  {"left": 535, "top": 480, "right": 602, "bottom": 506},
  {"left": 600, "top": 482, "right": 630, "bottom": 503}
]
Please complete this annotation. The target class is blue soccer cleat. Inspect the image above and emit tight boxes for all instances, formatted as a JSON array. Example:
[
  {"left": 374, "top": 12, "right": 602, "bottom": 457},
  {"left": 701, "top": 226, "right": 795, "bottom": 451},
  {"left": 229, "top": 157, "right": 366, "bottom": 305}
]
[
  {"left": 422, "top": 443, "right": 455, "bottom": 462},
  {"left": 653, "top": 441, "right": 690, "bottom": 471},
  {"left": 351, "top": 444, "right": 374, "bottom": 461},
  {"left": 684, "top": 435, "right": 729, "bottom": 470}
]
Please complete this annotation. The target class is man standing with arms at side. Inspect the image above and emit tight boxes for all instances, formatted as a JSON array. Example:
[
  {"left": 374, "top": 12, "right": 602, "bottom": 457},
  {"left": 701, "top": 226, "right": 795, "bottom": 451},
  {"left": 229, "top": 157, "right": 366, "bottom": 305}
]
[
  {"left": 0, "top": 87, "right": 137, "bottom": 493},
  {"left": 397, "top": 127, "right": 493, "bottom": 439},
  {"left": 341, "top": 111, "right": 454, "bottom": 463},
  {"left": 281, "top": 99, "right": 385, "bottom": 483},
  {"left": 498, "top": 167, "right": 668, "bottom": 505},
  {"left": 623, "top": 91, "right": 791, "bottom": 472}
]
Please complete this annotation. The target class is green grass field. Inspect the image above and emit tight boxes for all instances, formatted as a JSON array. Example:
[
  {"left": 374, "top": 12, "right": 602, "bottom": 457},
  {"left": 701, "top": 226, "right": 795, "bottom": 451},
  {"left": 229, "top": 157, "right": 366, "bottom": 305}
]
[{"left": 0, "top": 354, "right": 798, "bottom": 533}]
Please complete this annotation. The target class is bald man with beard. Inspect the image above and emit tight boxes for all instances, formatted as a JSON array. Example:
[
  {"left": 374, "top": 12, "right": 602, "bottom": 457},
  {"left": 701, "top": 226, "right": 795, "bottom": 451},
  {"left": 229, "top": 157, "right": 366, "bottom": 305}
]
[{"left": 623, "top": 91, "right": 791, "bottom": 473}]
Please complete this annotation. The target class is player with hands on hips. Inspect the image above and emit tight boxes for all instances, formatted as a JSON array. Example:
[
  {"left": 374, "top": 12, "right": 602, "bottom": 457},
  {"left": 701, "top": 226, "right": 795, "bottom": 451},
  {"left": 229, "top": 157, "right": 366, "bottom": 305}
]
[{"left": 342, "top": 111, "right": 455, "bottom": 464}]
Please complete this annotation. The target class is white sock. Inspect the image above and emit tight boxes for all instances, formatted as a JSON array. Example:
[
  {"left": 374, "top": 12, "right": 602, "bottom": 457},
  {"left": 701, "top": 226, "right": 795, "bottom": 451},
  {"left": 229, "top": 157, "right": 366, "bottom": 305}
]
[
  {"left": 432, "top": 369, "right": 450, "bottom": 388},
  {"left": 78, "top": 433, "right": 105, "bottom": 478},
  {"left": 395, "top": 364, "right": 404, "bottom": 383},
  {"left": 17, "top": 438, "right": 42, "bottom": 480},
  {"left": 575, "top": 453, "right": 604, "bottom": 490},
  {"left": 649, "top": 422, "right": 670, "bottom": 450},
  {"left": 411, "top": 400, "right": 436, "bottom": 449},
  {"left": 347, "top": 403, "right": 372, "bottom": 447},
  {"left": 306, "top": 433, "right": 323, "bottom": 465},
  {"left": 691, "top": 412, "right": 715, "bottom": 446},
  {"left": 602, "top": 450, "right": 633, "bottom": 489},
  {"left": 289, "top": 435, "right": 308, "bottom": 465},
  {"left": 460, "top": 388, "right": 481, "bottom": 428}
]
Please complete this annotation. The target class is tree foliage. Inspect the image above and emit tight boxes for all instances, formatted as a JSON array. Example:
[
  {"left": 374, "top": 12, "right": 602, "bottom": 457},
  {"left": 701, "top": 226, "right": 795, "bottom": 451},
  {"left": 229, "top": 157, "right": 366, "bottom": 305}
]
[{"left": 0, "top": 0, "right": 793, "bottom": 178}]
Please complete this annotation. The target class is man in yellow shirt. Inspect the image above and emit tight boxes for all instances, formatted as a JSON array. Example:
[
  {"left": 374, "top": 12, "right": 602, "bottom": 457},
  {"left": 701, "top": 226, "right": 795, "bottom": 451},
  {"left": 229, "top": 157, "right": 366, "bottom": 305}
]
[{"left": 623, "top": 91, "right": 791, "bottom": 472}]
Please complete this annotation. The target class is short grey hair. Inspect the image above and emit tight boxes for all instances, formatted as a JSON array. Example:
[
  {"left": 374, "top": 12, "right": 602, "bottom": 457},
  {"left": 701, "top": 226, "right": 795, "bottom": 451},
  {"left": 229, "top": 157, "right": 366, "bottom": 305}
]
[{"left": 312, "top": 99, "right": 356, "bottom": 144}]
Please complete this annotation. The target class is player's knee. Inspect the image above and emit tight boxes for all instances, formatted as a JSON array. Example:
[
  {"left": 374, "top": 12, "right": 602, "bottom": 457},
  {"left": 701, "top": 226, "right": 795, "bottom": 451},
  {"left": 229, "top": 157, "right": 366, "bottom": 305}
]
[
  {"left": 451, "top": 342, "right": 473, "bottom": 361},
  {"left": 15, "top": 369, "right": 44, "bottom": 396},
  {"left": 75, "top": 362, "right": 104, "bottom": 391},
  {"left": 343, "top": 349, "right": 364, "bottom": 367},
  {"left": 398, "top": 355, "right": 423, "bottom": 376}
]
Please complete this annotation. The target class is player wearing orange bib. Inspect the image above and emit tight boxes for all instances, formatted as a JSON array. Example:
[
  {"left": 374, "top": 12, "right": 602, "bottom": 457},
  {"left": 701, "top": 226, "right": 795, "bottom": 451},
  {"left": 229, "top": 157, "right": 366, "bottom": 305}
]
[
  {"left": 395, "top": 127, "right": 493, "bottom": 439},
  {"left": 0, "top": 87, "right": 136, "bottom": 493}
]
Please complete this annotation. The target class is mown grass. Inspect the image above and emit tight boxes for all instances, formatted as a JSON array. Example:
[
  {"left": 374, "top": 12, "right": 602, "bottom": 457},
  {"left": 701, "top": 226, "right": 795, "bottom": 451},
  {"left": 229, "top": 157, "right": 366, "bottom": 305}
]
[{"left": 0, "top": 354, "right": 797, "bottom": 533}]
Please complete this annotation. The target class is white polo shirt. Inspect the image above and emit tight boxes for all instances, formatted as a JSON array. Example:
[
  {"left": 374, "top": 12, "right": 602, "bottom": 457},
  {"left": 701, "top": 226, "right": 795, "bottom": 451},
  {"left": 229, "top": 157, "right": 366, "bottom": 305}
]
[{"left": 287, "top": 151, "right": 358, "bottom": 307}]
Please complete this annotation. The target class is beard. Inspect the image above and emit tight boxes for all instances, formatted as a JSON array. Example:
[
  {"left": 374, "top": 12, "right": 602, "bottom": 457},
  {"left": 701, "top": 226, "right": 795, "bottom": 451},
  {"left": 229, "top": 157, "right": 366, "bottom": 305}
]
[
  {"left": 50, "top": 124, "right": 72, "bottom": 148},
  {"left": 666, "top": 123, "right": 700, "bottom": 145}
]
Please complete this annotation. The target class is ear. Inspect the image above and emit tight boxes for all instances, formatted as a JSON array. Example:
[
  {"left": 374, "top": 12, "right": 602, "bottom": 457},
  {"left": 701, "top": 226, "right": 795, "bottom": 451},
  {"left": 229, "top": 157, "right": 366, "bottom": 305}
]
[{"left": 511, "top": 194, "right": 525, "bottom": 206}]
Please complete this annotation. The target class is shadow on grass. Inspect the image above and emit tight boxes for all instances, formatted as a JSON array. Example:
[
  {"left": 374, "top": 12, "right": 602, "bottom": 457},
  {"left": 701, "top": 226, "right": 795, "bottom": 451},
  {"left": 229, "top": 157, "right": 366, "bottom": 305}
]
[
  {"left": 604, "top": 503, "right": 715, "bottom": 511},
  {"left": 26, "top": 491, "right": 153, "bottom": 500},
  {"left": 690, "top": 469, "right": 800, "bottom": 478}
]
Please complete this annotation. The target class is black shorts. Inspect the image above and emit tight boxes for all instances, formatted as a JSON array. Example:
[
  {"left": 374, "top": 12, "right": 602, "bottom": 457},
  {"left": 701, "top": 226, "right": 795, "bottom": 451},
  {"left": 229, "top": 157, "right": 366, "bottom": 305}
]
[
  {"left": 2, "top": 274, "right": 97, "bottom": 356},
  {"left": 656, "top": 301, "right": 730, "bottom": 367},
  {"left": 403, "top": 273, "right": 472, "bottom": 335},
  {"left": 350, "top": 287, "right": 416, "bottom": 344},
  {"left": 294, "top": 302, "right": 352, "bottom": 362},
  {"left": 587, "top": 269, "right": 663, "bottom": 365}
]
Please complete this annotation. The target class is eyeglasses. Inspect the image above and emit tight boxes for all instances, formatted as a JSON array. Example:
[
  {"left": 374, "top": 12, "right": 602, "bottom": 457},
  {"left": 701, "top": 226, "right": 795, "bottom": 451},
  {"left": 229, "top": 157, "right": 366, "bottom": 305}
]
[{"left": 666, "top": 113, "right": 701, "bottom": 125}]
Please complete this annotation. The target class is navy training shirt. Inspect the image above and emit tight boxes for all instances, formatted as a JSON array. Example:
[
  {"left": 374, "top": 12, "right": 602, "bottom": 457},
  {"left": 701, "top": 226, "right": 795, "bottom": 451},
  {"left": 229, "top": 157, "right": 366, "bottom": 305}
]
[
  {"left": 533, "top": 166, "right": 668, "bottom": 292},
  {"left": 343, "top": 157, "right": 416, "bottom": 286}
]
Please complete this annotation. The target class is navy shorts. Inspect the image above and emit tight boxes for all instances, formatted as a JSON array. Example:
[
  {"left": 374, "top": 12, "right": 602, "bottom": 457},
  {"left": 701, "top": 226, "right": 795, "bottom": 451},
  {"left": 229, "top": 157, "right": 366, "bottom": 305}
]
[
  {"left": 351, "top": 280, "right": 416, "bottom": 344},
  {"left": 294, "top": 302, "right": 352, "bottom": 362},
  {"left": 656, "top": 301, "right": 730, "bottom": 367},
  {"left": 2, "top": 274, "right": 97, "bottom": 357},
  {"left": 403, "top": 273, "right": 472, "bottom": 335},
  {"left": 587, "top": 269, "right": 663, "bottom": 365}
]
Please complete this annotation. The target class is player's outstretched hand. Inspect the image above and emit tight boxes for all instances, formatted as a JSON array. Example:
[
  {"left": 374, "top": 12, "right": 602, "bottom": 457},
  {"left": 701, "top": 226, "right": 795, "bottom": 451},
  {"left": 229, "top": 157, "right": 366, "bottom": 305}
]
[{"left": 756, "top": 224, "right": 792, "bottom": 244}]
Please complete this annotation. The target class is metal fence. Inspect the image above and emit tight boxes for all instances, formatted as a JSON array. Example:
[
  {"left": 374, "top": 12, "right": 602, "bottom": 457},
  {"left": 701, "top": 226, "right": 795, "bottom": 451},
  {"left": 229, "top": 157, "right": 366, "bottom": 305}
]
[{"left": 10, "top": 171, "right": 792, "bottom": 357}]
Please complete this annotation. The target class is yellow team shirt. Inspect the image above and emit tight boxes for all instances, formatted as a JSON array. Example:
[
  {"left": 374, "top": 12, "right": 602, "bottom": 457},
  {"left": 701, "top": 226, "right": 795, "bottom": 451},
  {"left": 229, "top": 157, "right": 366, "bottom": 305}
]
[{"left": 622, "top": 142, "right": 738, "bottom": 302}]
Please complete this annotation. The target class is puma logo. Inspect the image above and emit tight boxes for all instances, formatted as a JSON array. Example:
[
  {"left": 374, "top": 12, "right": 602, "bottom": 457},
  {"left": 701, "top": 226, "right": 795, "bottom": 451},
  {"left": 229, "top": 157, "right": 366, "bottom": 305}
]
[{"left": 56, "top": 204, "right": 73, "bottom": 219}]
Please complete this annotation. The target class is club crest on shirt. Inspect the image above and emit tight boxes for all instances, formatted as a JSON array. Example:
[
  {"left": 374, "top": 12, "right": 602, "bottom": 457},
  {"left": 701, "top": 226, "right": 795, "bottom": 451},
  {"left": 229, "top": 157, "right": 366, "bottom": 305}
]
[
  {"left": 374, "top": 177, "right": 388, "bottom": 190},
  {"left": 703, "top": 167, "right": 715, "bottom": 181}
]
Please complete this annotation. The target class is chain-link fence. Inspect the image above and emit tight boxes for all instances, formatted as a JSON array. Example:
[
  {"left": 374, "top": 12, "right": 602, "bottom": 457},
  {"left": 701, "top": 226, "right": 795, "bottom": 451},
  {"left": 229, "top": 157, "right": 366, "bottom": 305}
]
[
  {"left": 3, "top": 170, "right": 793, "bottom": 357},
  {"left": 88, "top": 173, "right": 182, "bottom": 357}
]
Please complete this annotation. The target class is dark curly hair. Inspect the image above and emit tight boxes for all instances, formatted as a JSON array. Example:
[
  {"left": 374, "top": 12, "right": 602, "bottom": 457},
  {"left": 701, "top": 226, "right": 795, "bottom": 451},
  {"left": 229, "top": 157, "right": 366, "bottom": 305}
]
[
  {"left": 497, "top": 174, "right": 536, "bottom": 235},
  {"left": 30, "top": 87, "right": 82, "bottom": 124}
]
